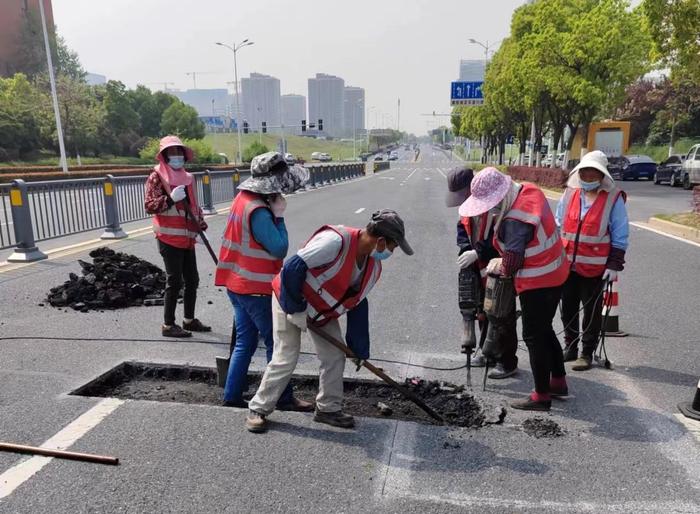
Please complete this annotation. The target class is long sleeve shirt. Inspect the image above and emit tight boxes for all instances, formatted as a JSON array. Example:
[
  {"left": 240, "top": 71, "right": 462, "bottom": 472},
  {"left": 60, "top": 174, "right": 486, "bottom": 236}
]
[
  {"left": 250, "top": 208, "right": 288, "bottom": 259},
  {"left": 144, "top": 172, "right": 207, "bottom": 230},
  {"left": 555, "top": 193, "right": 629, "bottom": 250},
  {"left": 456, "top": 221, "right": 499, "bottom": 262}
]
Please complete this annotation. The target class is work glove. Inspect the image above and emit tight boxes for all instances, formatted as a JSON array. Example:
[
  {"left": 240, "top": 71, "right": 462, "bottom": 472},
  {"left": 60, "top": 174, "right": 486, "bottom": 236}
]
[
  {"left": 602, "top": 269, "right": 618, "bottom": 283},
  {"left": 457, "top": 250, "right": 478, "bottom": 269},
  {"left": 352, "top": 358, "right": 365, "bottom": 372},
  {"left": 270, "top": 195, "right": 287, "bottom": 218},
  {"left": 170, "top": 185, "right": 186, "bottom": 203},
  {"left": 286, "top": 312, "right": 307, "bottom": 332},
  {"left": 486, "top": 257, "right": 503, "bottom": 275}
]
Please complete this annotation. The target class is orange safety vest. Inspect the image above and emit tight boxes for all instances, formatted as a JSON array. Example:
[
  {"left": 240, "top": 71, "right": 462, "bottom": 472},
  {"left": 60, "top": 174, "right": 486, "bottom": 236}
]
[
  {"left": 493, "top": 183, "right": 569, "bottom": 294},
  {"left": 215, "top": 191, "right": 283, "bottom": 295},
  {"left": 460, "top": 212, "right": 492, "bottom": 285},
  {"left": 272, "top": 225, "right": 382, "bottom": 325},
  {"left": 151, "top": 169, "right": 200, "bottom": 250},
  {"left": 559, "top": 187, "right": 624, "bottom": 278}
]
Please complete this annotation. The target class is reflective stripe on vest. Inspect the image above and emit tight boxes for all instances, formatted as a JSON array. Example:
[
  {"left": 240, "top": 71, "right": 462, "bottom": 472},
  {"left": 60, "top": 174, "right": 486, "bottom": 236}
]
[
  {"left": 153, "top": 203, "right": 198, "bottom": 248},
  {"left": 560, "top": 187, "right": 620, "bottom": 277},
  {"left": 493, "top": 183, "right": 569, "bottom": 294},
  {"left": 214, "top": 191, "right": 283, "bottom": 295},
  {"left": 300, "top": 225, "right": 382, "bottom": 323}
]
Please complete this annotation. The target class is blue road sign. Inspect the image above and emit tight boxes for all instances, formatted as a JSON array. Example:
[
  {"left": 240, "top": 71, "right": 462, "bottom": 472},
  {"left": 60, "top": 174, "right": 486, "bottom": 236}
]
[{"left": 451, "top": 81, "right": 484, "bottom": 103}]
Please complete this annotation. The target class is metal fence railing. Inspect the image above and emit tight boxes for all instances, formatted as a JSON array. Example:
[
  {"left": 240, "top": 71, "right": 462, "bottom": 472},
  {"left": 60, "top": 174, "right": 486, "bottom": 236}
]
[{"left": 0, "top": 163, "right": 366, "bottom": 262}]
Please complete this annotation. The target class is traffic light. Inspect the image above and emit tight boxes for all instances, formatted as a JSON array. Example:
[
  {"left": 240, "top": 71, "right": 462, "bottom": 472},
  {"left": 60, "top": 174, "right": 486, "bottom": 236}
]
[
  {"left": 243, "top": 121, "right": 249, "bottom": 134},
  {"left": 301, "top": 119, "right": 306, "bottom": 132},
  {"left": 262, "top": 121, "right": 267, "bottom": 134},
  {"left": 318, "top": 119, "right": 323, "bottom": 131}
]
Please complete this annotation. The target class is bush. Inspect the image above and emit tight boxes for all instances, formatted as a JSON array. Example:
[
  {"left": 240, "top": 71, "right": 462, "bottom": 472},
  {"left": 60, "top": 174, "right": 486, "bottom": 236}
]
[
  {"left": 242, "top": 141, "right": 270, "bottom": 163},
  {"left": 138, "top": 137, "right": 217, "bottom": 164}
]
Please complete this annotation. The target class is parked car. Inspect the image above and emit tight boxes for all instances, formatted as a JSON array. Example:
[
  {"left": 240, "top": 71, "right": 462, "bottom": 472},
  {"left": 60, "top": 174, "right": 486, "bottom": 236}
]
[
  {"left": 654, "top": 154, "right": 686, "bottom": 186},
  {"left": 284, "top": 153, "right": 297, "bottom": 165},
  {"left": 680, "top": 144, "right": 700, "bottom": 190},
  {"left": 311, "top": 151, "right": 323, "bottom": 161},
  {"left": 320, "top": 152, "right": 332, "bottom": 162},
  {"left": 374, "top": 154, "right": 384, "bottom": 161},
  {"left": 389, "top": 151, "right": 399, "bottom": 161},
  {"left": 608, "top": 155, "right": 657, "bottom": 181}
]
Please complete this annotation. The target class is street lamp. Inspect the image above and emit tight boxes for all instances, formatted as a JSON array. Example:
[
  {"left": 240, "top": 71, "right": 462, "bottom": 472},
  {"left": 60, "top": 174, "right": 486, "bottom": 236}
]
[
  {"left": 216, "top": 39, "right": 254, "bottom": 164},
  {"left": 352, "top": 99, "right": 363, "bottom": 160},
  {"left": 468, "top": 38, "right": 501, "bottom": 164}
]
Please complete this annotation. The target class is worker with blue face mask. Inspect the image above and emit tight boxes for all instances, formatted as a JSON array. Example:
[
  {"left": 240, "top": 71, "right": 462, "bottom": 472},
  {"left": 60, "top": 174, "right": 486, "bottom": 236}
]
[
  {"left": 555, "top": 150, "right": 629, "bottom": 371},
  {"left": 245, "top": 209, "right": 413, "bottom": 433}
]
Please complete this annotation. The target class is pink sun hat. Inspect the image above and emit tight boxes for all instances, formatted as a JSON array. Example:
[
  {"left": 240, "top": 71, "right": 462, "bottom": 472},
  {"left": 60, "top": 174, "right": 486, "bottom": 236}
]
[
  {"left": 158, "top": 135, "right": 194, "bottom": 162},
  {"left": 458, "top": 167, "right": 512, "bottom": 217}
]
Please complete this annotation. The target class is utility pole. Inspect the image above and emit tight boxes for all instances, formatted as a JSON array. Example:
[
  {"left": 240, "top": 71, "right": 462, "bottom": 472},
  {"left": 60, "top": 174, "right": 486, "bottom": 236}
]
[
  {"left": 397, "top": 98, "right": 400, "bottom": 133},
  {"left": 39, "top": 0, "right": 67, "bottom": 172}
]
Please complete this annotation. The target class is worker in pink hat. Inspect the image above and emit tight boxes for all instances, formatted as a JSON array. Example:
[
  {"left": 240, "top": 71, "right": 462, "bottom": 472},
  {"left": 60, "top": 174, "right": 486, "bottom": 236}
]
[
  {"left": 144, "top": 135, "right": 211, "bottom": 338},
  {"left": 459, "top": 168, "right": 570, "bottom": 411}
]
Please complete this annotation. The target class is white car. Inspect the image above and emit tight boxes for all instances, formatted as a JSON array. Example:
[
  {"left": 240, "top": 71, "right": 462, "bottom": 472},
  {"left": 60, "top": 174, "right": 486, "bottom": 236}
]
[
  {"left": 311, "top": 152, "right": 323, "bottom": 161},
  {"left": 284, "top": 153, "right": 297, "bottom": 165},
  {"left": 680, "top": 144, "right": 700, "bottom": 190},
  {"left": 319, "top": 152, "right": 332, "bottom": 162}
]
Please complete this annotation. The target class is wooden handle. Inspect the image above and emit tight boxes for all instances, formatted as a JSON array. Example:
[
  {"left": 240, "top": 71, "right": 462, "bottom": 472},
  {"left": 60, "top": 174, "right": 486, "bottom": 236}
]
[{"left": 0, "top": 442, "right": 119, "bottom": 466}]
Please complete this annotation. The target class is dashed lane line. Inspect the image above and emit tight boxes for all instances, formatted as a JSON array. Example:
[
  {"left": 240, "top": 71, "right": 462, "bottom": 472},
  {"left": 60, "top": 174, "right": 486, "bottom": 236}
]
[{"left": 355, "top": 208, "right": 366, "bottom": 214}]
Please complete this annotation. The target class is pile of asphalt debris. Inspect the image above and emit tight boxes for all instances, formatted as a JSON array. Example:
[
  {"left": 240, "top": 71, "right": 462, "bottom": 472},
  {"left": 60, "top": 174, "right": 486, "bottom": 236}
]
[
  {"left": 366, "top": 377, "right": 506, "bottom": 428},
  {"left": 46, "top": 247, "right": 166, "bottom": 312},
  {"left": 522, "top": 417, "right": 564, "bottom": 438}
]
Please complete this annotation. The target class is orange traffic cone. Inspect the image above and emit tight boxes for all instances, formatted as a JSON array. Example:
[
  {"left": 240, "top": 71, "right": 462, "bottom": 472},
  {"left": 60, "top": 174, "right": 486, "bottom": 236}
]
[
  {"left": 602, "top": 275, "right": 627, "bottom": 337},
  {"left": 678, "top": 378, "right": 700, "bottom": 421}
]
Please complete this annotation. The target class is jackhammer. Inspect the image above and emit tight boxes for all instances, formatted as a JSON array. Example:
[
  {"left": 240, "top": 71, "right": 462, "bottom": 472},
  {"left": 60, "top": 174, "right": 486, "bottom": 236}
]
[
  {"left": 458, "top": 264, "right": 483, "bottom": 388},
  {"left": 481, "top": 272, "right": 517, "bottom": 390}
]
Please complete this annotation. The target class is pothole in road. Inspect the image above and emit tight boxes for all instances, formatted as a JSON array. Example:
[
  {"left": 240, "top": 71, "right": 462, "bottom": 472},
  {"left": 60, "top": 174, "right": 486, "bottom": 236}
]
[{"left": 71, "top": 361, "right": 506, "bottom": 428}]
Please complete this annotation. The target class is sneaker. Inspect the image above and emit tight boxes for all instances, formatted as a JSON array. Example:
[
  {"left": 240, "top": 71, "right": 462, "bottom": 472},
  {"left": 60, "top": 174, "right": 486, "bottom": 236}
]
[
  {"left": 245, "top": 410, "right": 268, "bottom": 433},
  {"left": 469, "top": 348, "right": 486, "bottom": 368},
  {"left": 571, "top": 355, "right": 593, "bottom": 371},
  {"left": 182, "top": 318, "right": 212, "bottom": 332},
  {"left": 277, "top": 397, "right": 315, "bottom": 412},
  {"left": 511, "top": 395, "right": 551, "bottom": 412},
  {"left": 488, "top": 363, "right": 518, "bottom": 380},
  {"left": 313, "top": 409, "right": 355, "bottom": 429},
  {"left": 162, "top": 324, "right": 192, "bottom": 338},
  {"left": 563, "top": 343, "right": 578, "bottom": 362}
]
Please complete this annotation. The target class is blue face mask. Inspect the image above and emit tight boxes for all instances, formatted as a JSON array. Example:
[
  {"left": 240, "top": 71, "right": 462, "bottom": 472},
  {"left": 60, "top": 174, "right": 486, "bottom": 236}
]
[
  {"left": 580, "top": 180, "right": 600, "bottom": 191},
  {"left": 169, "top": 156, "right": 185, "bottom": 169},
  {"left": 371, "top": 249, "right": 392, "bottom": 261}
]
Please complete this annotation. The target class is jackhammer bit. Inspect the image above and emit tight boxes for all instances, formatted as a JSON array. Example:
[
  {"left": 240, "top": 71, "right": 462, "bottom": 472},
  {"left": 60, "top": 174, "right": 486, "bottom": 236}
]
[{"left": 460, "top": 311, "right": 477, "bottom": 388}]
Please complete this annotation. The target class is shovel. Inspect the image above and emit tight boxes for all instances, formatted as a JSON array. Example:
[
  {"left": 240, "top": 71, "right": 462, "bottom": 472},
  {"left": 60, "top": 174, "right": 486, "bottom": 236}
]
[{"left": 307, "top": 323, "right": 445, "bottom": 424}]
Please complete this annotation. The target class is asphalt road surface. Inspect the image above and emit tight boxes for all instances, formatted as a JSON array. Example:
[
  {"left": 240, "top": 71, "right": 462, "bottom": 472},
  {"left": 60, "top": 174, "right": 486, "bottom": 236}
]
[{"left": 0, "top": 145, "right": 698, "bottom": 512}]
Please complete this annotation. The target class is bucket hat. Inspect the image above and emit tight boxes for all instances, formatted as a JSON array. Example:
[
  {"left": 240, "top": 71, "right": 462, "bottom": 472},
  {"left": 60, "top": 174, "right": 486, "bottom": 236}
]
[
  {"left": 568, "top": 150, "right": 615, "bottom": 191},
  {"left": 458, "top": 167, "right": 512, "bottom": 218},
  {"left": 237, "top": 151, "right": 309, "bottom": 195},
  {"left": 158, "top": 135, "right": 194, "bottom": 162}
]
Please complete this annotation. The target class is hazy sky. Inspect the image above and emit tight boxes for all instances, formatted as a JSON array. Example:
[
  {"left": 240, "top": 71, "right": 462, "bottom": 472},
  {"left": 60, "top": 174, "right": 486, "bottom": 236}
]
[{"left": 53, "top": 0, "right": 527, "bottom": 135}]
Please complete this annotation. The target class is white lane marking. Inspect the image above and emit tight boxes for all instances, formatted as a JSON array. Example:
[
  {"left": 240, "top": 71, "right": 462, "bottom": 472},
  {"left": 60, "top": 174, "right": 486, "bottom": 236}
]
[
  {"left": 354, "top": 208, "right": 366, "bottom": 214},
  {"left": 629, "top": 222, "right": 700, "bottom": 248},
  {"left": 405, "top": 168, "right": 419, "bottom": 181},
  {"left": 436, "top": 168, "right": 446, "bottom": 178},
  {"left": 424, "top": 177, "right": 431, "bottom": 181},
  {"left": 378, "top": 177, "right": 395, "bottom": 180},
  {"left": 0, "top": 398, "right": 124, "bottom": 500}
]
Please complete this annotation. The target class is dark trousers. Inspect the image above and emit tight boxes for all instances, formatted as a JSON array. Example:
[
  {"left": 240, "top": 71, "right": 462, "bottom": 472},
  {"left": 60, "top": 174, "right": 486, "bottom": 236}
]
[
  {"left": 158, "top": 240, "right": 199, "bottom": 326},
  {"left": 561, "top": 272, "right": 604, "bottom": 356},
  {"left": 519, "top": 286, "right": 565, "bottom": 394},
  {"left": 479, "top": 312, "right": 518, "bottom": 371}
]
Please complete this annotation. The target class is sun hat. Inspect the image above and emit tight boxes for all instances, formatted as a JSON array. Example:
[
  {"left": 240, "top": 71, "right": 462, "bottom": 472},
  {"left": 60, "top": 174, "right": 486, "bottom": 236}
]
[
  {"left": 237, "top": 151, "right": 309, "bottom": 195},
  {"left": 458, "top": 167, "right": 512, "bottom": 218},
  {"left": 568, "top": 150, "right": 615, "bottom": 191},
  {"left": 445, "top": 166, "right": 474, "bottom": 207},
  {"left": 158, "top": 135, "right": 194, "bottom": 162},
  {"left": 368, "top": 209, "right": 414, "bottom": 255}
]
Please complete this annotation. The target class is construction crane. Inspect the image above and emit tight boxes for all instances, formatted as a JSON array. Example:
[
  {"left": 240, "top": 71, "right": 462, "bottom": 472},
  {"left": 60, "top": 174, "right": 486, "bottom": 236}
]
[{"left": 184, "top": 71, "right": 220, "bottom": 89}]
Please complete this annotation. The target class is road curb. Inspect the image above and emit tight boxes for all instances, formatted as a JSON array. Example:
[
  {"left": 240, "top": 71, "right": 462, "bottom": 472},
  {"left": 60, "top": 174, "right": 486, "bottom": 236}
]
[{"left": 647, "top": 216, "right": 700, "bottom": 244}]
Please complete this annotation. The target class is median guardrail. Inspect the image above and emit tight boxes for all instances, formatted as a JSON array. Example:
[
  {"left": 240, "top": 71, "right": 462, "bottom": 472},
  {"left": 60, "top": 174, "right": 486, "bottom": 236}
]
[{"left": 1, "top": 162, "right": 365, "bottom": 262}]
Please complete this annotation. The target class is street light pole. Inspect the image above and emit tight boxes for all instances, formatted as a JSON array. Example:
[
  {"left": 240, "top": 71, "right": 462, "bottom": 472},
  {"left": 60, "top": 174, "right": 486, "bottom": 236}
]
[
  {"left": 468, "top": 38, "right": 500, "bottom": 164},
  {"left": 39, "top": 0, "right": 68, "bottom": 172},
  {"left": 216, "top": 40, "right": 254, "bottom": 165}
]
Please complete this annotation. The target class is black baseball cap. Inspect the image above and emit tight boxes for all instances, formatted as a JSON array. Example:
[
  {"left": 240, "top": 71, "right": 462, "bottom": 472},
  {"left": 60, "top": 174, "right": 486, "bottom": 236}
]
[
  {"left": 445, "top": 166, "right": 474, "bottom": 207},
  {"left": 369, "top": 209, "right": 414, "bottom": 255}
]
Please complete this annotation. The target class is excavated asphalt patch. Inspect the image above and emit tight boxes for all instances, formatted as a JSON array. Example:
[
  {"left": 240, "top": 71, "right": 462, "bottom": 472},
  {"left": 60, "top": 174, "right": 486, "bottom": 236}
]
[
  {"left": 522, "top": 417, "right": 565, "bottom": 438},
  {"left": 71, "top": 362, "right": 506, "bottom": 428}
]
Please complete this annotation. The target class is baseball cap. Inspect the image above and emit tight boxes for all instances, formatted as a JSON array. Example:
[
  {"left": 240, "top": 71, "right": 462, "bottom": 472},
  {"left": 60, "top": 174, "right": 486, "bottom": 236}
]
[
  {"left": 445, "top": 166, "right": 474, "bottom": 207},
  {"left": 369, "top": 209, "right": 414, "bottom": 255}
]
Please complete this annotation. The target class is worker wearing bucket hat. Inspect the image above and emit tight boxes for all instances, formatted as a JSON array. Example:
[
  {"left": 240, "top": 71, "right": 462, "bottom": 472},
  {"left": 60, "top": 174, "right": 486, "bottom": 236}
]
[
  {"left": 145, "top": 135, "right": 211, "bottom": 338},
  {"left": 555, "top": 150, "right": 628, "bottom": 371},
  {"left": 446, "top": 166, "right": 518, "bottom": 379},
  {"left": 459, "top": 168, "right": 570, "bottom": 411},
  {"left": 215, "top": 151, "right": 312, "bottom": 411}
]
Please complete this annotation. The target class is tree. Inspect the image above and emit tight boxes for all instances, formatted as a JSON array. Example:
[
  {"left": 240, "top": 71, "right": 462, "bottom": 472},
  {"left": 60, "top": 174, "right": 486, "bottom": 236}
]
[
  {"left": 643, "top": 0, "right": 700, "bottom": 81},
  {"left": 615, "top": 79, "right": 672, "bottom": 143},
  {"left": 160, "top": 101, "right": 205, "bottom": 140},
  {"left": 127, "top": 86, "right": 178, "bottom": 138},
  {"left": 0, "top": 74, "right": 43, "bottom": 159},
  {"left": 242, "top": 141, "right": 270, "bottom": 163}
]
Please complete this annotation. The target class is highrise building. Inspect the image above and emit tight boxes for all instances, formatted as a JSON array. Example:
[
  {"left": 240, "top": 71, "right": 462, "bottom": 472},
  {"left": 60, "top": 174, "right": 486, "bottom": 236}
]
[
  {"left": 459, "top": 60, "right": 486, "bottom": 82},
  {"left": 171, "top": 89, "right": 230, "bottom": 117},
  {"left": 241, "top": 73, "right": 281, "bottom": 133},
  {"left": 308, "top": 73, "right": 345, "bottom": 137},
  {"left": 281, "top": 94, "right": 306, "bottom": 135},
  {"left": 343, "top": 86, "right": 365, "bottom": 138}
]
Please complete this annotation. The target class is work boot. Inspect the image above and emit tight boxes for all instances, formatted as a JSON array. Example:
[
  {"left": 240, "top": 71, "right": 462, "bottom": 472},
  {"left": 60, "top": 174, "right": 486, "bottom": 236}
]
[
  {"left": 549, "top": 376, "right": 569, "bottom": 397},
  {"left": 277, "top": 397, "right": 315, "bottom": 412},
  {"left": 571, "top": 355, "right": 593, "bottom": 371},
  {"left": 313, "top": 409, "right": 355, "bottom": 429},
  {"left": 469, "top": 347, "right": 486, "bottom": 368},
  {"left": 245, "top": 410, "right": 268, "bottom": 433},
  {"left": 511, "top": 393, "right": 551, "bottom": 412},
  {"left": 563, "top": 342, "right": 578, "bottom": 362},
  {"left": 162, "top": 324, "right": 192, "bottom": 338},
  {"left": 488, "top": 363, "right": 518, "bottom": 380},
  {"left": 182, "top": 318, "right": 211, "bottom": 332}
]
